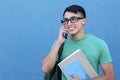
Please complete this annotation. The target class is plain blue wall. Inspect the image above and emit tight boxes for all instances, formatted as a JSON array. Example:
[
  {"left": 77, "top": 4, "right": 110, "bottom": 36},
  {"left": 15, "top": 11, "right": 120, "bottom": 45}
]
[{"left": 0, "top": 0, "right": 120, "bottom": 80}]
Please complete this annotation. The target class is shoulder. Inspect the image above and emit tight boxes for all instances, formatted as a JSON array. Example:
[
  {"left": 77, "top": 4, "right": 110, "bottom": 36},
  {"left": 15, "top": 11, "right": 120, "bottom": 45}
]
[
  {"left": 86, "top": 34, "right": 109, "bottom": 50},
  {"left": 87, "top": 34, "right": 106, "bottom": 43}
]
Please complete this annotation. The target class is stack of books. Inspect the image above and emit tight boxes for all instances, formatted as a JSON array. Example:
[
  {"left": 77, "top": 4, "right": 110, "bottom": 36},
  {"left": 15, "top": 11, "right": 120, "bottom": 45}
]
[{"left": 58, "top": 49, "right": 98, "bottom": 80}]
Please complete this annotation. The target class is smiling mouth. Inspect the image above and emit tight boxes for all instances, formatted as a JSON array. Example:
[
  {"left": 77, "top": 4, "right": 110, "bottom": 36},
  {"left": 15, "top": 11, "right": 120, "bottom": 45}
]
[
  {"left": 69, "top": 27, "right": 74, "bottom": 31},
  {"left": 68, "top": 25, "right": 76, "bottom": 31}
]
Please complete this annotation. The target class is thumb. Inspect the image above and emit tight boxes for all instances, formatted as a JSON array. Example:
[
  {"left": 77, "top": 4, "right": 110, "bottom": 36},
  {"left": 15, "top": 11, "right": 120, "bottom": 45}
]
[{"left": 70, "top": 74, "right": 81, "bottom": 80}]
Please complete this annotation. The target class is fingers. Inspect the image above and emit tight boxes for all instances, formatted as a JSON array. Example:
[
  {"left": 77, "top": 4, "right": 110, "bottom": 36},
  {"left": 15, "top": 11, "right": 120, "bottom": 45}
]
[
  {"left": 57, "top": 26, "right": 66, "bottom": 44},
  {"left": 70, "top": 74, "right": 81, "bottom": 80},
  {"left": 60, "top": 26, "right": 67, "bottom": 32},
  {"left": 59, "top": 27, "right": 65, "bottom": 37}
]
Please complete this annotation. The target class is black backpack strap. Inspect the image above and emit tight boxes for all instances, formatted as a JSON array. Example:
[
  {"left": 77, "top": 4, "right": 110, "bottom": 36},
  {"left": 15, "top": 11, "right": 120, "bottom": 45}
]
[{"left": 58, "top": 42, "right": 64, "bottom": 61}]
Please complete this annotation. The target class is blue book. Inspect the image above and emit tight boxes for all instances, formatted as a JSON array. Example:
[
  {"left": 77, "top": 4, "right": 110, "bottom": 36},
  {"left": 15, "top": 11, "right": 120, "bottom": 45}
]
[{"left": 58, "top": 49, "right": 98, "bottom": 80}]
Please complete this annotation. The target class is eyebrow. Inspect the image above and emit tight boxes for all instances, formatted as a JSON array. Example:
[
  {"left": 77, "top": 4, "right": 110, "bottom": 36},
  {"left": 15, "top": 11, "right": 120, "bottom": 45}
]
[{"left": 64, "top": 16, "right": 82, "bottom": 19}]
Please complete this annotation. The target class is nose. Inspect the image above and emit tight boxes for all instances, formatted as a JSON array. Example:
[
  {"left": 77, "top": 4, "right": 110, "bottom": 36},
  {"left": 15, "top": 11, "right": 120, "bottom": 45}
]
[{"left": 67, "top": 20, "right": 72, "bottom": 25}]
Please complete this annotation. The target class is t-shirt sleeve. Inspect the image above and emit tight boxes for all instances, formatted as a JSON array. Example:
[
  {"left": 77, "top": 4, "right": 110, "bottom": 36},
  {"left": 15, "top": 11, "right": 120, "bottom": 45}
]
[{"left": 99, "top": 40, "right": 112, "bottom": 66}]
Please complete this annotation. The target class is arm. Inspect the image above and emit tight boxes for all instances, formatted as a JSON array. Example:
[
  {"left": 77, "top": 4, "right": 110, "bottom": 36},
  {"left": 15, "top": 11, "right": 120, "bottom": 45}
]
[
  {"left": 93, "top": 62, "right": 114, "bottom": 80},
  {"left": 42, "top": 41, "right": 62, "bottom": 73},
  {"left": 42, "top": 27, "right": 66, "bottom": 73},
  {"left": 70, "top": 62, "right": 114, "bottom": 80}
]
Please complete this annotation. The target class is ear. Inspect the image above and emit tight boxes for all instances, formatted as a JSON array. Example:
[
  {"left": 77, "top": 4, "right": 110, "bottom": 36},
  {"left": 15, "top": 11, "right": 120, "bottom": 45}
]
[{"left": 82, "top": 18, "right": 87, "bottom": 24}]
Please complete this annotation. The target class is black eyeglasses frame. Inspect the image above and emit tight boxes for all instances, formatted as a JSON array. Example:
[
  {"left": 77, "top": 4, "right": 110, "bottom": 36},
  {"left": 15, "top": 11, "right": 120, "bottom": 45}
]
[{"left": 61, "top": 16, "right": 84, "bottom": 25}]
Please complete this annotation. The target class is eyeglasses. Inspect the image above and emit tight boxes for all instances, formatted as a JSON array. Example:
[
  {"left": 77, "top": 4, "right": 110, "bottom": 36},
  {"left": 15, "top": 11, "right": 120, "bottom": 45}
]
[{"left": 61, "top": 16, "right": 84, "bottom": 25}]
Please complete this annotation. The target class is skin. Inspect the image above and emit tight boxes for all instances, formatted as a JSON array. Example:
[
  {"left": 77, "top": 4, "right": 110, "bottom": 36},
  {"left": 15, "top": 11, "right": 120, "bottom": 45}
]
[{"left": 42, "top": 11, "right": 114, "bottom": 80}]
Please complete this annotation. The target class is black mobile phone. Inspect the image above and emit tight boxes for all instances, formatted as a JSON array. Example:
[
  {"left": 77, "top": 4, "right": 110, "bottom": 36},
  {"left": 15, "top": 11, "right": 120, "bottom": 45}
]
[{"left": 62, "top": 32, "right": 68, "bottom": 39}]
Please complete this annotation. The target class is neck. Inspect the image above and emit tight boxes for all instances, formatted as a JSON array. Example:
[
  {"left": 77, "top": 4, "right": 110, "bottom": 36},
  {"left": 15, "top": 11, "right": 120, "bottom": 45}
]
[{"left": 71, "top": 32, "right": 86, "bottom": 40}]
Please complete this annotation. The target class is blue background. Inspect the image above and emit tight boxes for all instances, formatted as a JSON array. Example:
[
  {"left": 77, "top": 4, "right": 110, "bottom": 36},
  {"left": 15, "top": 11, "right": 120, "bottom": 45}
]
[{"left": 0, "top": 0, "right": 119, "bottom": 80}]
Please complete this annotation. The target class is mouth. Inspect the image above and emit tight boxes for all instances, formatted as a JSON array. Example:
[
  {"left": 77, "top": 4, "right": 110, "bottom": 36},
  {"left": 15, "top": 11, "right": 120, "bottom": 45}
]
[
  {"left": 67, "top": 25, "right": 76, "bottom": 32},
  {"left": 69, "top": 27, "right": 74, "bottom": 31}
]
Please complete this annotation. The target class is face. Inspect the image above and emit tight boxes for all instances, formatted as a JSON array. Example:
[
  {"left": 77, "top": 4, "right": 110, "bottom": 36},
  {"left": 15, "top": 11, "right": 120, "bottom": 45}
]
[{"left": 63, "top": 11, "right": 86, "bottom": 36}]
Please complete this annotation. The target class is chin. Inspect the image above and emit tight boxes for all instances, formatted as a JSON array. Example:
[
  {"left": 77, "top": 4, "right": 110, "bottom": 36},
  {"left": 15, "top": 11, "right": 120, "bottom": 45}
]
[
  {"left": 70, "top": 33, "right": 76, "bottom": 36},
  {"left": 69, "top": 31, "right": 76, "bottom": 34}
]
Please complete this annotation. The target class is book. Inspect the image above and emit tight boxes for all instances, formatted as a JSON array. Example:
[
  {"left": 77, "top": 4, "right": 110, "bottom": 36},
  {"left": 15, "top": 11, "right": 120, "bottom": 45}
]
[{"left": 58, "top": 49, "right": 98, "bottom": 80}]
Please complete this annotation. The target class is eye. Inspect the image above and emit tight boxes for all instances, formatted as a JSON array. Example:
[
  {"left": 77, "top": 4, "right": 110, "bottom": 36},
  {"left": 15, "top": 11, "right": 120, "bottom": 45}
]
[
  {"left": 70, "top": 16, "right": 78, "bottom": 23},
  {"left": 64, "top": 18, "right": 69, "bottom": 22},
  {"left": 61, "top": 18, "right": 69, "bottom": 24},
  {"left": 70, "top": 16, "right": 77, "bottom": 20}
]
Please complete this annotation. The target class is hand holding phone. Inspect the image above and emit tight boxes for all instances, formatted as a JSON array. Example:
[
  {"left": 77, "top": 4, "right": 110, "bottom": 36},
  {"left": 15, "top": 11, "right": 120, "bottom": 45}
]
[{"left": 62, "top": 32, "right": 68, "bottom": 39}]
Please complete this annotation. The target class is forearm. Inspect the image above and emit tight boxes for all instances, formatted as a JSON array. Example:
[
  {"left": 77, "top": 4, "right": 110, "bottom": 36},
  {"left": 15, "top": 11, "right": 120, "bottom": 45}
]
[
  {"left": 93, "top": 63, "right": 114, "bottom": 80},
  {"left": 42, "top": 41, "right": 62, "bottom": 73},
  {"left": 93, "top": 74, "right": 114, "bottom": 80}
]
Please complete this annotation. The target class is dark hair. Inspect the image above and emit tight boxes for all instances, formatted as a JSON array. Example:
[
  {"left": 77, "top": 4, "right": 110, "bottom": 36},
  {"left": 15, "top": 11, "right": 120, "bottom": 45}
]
[{"left": 63, "top": 5, "right": 86, "bottom": 18}]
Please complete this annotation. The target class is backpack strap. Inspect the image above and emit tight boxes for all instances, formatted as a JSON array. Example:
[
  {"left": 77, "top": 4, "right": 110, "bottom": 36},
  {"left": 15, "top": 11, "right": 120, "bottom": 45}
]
[
  {"left": 57, "top": 42, "right": 64, "bottom": 80},
  {"left": 58, "top": 42, "right": 64, "bottom": 61}
]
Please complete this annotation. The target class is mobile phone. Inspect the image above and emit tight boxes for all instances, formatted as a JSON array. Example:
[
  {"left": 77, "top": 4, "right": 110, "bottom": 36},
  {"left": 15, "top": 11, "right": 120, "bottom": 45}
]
[{"left": 62, "top": 32, "right": 68, "bottom": 39}]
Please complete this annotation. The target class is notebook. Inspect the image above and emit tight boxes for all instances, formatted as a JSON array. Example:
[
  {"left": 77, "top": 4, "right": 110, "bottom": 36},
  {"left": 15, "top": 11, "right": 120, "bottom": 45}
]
[{"left": 58, "top": 49, "right": 98, "bottom": 80}]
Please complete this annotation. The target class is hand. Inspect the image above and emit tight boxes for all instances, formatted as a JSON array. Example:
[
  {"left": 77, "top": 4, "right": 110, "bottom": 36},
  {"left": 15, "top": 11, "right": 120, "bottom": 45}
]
[
  {"left": 57, "top": 26, "right": 67, "bottom": 44},
  {"left": 70, "top": 74, "right": 81, "bottom": 80}
]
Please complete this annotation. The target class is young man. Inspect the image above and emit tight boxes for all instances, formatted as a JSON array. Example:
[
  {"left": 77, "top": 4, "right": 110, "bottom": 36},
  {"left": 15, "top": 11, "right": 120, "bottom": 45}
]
[{"left": 42, "top": 5, "right": 114, "bottom": 80}]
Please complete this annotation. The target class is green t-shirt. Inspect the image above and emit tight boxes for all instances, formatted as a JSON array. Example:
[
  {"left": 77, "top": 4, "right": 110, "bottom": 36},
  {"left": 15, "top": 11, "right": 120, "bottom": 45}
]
[{"left": 61, "top": 34, "right": 112, "bottom": 80}]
